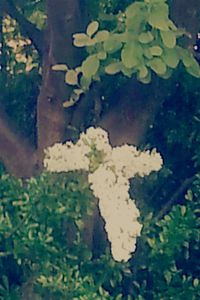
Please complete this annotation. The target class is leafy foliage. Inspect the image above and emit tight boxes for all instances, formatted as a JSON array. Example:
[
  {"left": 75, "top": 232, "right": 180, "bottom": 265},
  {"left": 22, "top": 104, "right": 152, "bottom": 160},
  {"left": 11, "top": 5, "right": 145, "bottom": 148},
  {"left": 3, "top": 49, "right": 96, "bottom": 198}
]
[
  {"left": 0, "top": 171, "right": 130, "bottom": 299},
  {"left": 54, "top": 0, "right": 200, "bottom": 106},
  {"left": 0, "top": 16, "right": 40, "bottom": 142},
  {"left": 0, "top": 169, "right": 199, "bottom": 299},
  {"left": 135, "top": 197, "right": 200, "bottom": 300}
]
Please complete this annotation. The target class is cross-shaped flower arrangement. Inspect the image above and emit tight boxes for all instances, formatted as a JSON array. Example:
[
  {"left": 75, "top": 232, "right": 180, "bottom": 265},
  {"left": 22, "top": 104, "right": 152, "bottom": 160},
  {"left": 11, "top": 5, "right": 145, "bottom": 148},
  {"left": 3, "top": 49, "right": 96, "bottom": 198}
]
[{"left": 44, "top": 127, "right": 163, "bottom": 262}]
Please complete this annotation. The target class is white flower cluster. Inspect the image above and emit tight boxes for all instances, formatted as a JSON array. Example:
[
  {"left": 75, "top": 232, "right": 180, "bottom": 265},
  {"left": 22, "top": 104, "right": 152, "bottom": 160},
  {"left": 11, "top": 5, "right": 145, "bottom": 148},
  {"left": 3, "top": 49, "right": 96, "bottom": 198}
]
[
  {"left": 43, "top": 141, "right": 90, "bottom": 172},
  {"left": 44, "top": 127, "right": 163, "bottom": 262},
  {"left": 43, "top": 127, "right": 111, "bottom": 173}
]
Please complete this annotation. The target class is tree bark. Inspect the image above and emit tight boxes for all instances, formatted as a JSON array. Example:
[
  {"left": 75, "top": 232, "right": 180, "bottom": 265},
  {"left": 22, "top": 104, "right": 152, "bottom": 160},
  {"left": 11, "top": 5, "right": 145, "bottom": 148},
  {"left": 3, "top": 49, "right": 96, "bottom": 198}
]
[
  {"left": 36, "top": 0, "right": 87, "bottom": 168},
  {"left": 99, "top": 78, "right": 164, "bottom": 147},
  {"left": 0, "top": 110, "right": 36, "bottom": 178}
]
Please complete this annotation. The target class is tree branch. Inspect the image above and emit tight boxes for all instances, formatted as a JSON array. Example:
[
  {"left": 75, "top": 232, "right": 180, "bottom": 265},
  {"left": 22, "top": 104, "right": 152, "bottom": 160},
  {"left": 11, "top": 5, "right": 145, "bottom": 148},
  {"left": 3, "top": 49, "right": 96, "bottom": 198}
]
[
  {"left": 156, "top": 175, "right": 196, "bottom": 220},
  {"left": 2, "top": 0, "right": 43, "bottom": 55},
  {"left": 0, "top": 108, "right": 37, "bottom": 178}
]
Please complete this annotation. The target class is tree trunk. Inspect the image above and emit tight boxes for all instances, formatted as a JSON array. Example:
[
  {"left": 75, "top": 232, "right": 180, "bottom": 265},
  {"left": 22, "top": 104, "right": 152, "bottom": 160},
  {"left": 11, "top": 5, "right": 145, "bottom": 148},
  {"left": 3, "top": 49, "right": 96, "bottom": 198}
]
[
  {"left": 0, "top": 110, "right": 36, "bottom": 178},
  {"left": 36, "top": 0, "right": 87, "bottom": 168},
  {"left": 99, "top": 79, "right": 162, "bottom": 147}
]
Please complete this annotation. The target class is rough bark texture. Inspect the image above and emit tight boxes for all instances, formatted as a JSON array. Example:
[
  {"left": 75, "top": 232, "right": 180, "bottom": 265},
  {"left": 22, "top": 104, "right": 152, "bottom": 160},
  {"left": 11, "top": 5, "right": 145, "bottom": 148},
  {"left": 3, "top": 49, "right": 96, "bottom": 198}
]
[
  {"left": 99, "top": 76, "right": 166, "bottom": 147},
  {"left": 36, "top": 0, "right": 87, "bottom": 168}
]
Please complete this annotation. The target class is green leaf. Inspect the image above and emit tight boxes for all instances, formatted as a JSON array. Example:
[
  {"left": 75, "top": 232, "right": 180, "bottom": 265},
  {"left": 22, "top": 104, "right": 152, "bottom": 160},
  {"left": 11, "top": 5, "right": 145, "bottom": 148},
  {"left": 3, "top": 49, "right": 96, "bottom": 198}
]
[
  {"left": 186, "top": 60, "right": 200, "bottom": 78},
  {"left": 97, "top": 51, "right": 107, "bottom": 60},
  {"left": 125, "top": 2, "right": 147, "bottom": 33},
  {"left": 52, "top": 64, "right": 68, "bottom": 71},
  {"left": 178, "top": 48, "right": 194, "bottom": 67},
  {"left": 164, "top": 271, "right": 172, "bottom": 284},
  {"left": 75, "top": 219, "right": 84, "bottom": 230},
  {"left": 143, "top": 48, "right": 153, "bottom": 59},
  {"left": 73, "top": 33, "right": 91, "bottom": 47},
  {"left": 138, "top": 32, "right": 154, "bottom": 44},
  {"left": 162, "top": 48, "right": 180, "bottom": 68},
  {"left": 121, "top": 66, "right": 135, "bottom": 77},
  {"left": 168, "top": 20, "right": 177, "bottom": 31},
  {"left": 121, "top": 42, "right": 141, "bottom": 68},
  {"left": 126, "top": 14, "right": 146, "bottom": 33},
  {"left": 185, "top": 189, "right": 193, "bottom": 201},
  {"left": 115, "top": 294, "right": 123, "bottom": 300},
  {"left": 99, "top": 286, "right": 104, "bottom": 296},
  {"left": 147, "top": 238, "right": 155, "bottom": 248},
  {"left": 105, "top": 62, "right": 122, "bottom": 75},
  {"left": 86, "top": 21, "right": 99, "bottom": 37},
  {"left": 82, "top": 55, "right": 100, "bottom": 78},
  {"left": 159, "top": 68, "right": 173, "bottom": 79},
  {"left": 110, "top": 279, "right": 115, "bottom": 288},
  {"left": 95, "top": 30, "right": 110, "bottom": 42},
  {"left": 179, "top": 47, "right": 200, "bottom": 77},
  {"left": 149, "top": 46, "right": 163, "bottom": 56},
  {"left": 80, "top": 75, "right": 92, "bottom": 90},
  {"left": 180, "top": 205, "right": 187, "bottom": 216},
  {"left": 138, "top": 71, "right": 151, "bottom": 84},
  {"left": 63, "top": 98, "right": 78, "bottom": 108},
  {"left": 125, "top": 2, "right": 146, "bottom": 18},
  {"left": 148, "top": 58, "right": 167, "bottom": 75},
  {"left": 65, "top": 70, "right": 78, "bottom": 85},
  {"left": 103, "top": 37, "right": 122, "bottom": 53},
  {"left": 138, "top": 65, "right": 149, "bottom": 79},
  {"left": 74, "top": 89, "right": 84, "bottom": 97},
  {"left": 148, "top": 4, "right": 169, "bottom": 30},
  {"left": 193, "top": 278, "right": 199, "bottom": 288},
  {"left": 160, "top": 30, "right": 176, "bottom": 48}
]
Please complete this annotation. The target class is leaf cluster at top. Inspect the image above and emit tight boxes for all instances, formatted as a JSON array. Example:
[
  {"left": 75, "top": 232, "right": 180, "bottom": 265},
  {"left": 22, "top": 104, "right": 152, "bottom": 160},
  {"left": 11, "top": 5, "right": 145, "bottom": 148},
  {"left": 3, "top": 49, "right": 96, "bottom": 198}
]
[{"left": 52, "top": 0, "right": 200, "bottom": 107}]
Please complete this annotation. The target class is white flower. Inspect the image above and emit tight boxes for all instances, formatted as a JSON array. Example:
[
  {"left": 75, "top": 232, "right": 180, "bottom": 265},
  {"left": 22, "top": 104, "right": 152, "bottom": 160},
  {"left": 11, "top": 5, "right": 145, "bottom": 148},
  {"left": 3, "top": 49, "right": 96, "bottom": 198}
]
[
  {"left": 109, "top": 145, "right": 163, "bottom": 179},
  {"left": 133, "top": 150, "right": 163, "bottom": 177},
  {"left": 111, "top": 244, "right": 132, "bottom": 262},
  {"left": 43, "top": 142, "right": 90, "bottom": 172},
  {"left": 89, "top": 167, "right": 142, "bottom": 262},
  {"left": 78, "top": 127, "right": 112, "bottom": 155}
]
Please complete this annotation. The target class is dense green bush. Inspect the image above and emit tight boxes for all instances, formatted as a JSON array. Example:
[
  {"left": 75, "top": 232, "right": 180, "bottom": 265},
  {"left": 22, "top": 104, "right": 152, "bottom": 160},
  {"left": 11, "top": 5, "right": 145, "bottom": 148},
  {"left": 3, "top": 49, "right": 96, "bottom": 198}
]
[
  {"left": 0, "top": 171, "right": 128, "bottom": 299},
  {"left": 0, "top": 168, "right": 199, "bottom": 299},
  {"left": 135, "top": 199, "right": 200, "bottom": 299}
]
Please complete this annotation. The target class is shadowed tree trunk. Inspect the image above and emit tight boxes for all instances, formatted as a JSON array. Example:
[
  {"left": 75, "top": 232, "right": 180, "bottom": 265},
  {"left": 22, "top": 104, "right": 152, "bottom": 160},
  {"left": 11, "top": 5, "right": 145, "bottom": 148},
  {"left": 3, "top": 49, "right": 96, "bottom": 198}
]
[
  {"left": 0, "top": 110, "right": 36, "bottom": 178},
  {"left": 36, "top": 0, "right": 87, "bottom": 168},
  {"left": 99, "top": 78, "right": 164, "bottom": 147}
]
